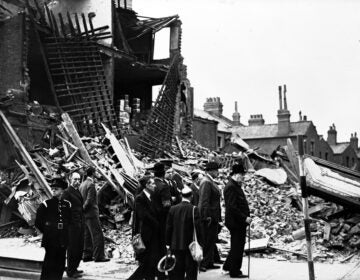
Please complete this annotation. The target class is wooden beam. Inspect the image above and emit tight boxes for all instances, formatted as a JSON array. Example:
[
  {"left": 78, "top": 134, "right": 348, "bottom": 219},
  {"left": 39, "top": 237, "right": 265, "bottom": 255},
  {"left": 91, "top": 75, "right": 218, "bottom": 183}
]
[{"left": 0, "top": 111, "right": 52, "bottom": 198}]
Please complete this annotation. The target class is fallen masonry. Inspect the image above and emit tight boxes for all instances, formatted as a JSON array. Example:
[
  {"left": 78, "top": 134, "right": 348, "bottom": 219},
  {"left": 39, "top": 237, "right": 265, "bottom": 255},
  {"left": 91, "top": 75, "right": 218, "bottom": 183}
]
[{"left": 1, "top": 110, "right": 360, "bottom": 267}]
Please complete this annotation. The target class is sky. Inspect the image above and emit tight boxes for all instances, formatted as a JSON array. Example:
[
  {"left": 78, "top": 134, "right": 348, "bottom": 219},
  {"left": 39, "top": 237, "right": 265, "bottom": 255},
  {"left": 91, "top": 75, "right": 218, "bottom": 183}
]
[{"left": 133, "top": 0, "right": 360, "bottom": 142}]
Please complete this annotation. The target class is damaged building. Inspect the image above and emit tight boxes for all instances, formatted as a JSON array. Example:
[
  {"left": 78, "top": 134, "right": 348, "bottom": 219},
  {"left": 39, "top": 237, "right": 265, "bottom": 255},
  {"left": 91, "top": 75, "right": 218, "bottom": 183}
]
[
  {"left": 0, "top": 0, "right": 194, "bottom": 164},
  {"left": 0, "top": 0, "right": 194, "bottom": 224}
]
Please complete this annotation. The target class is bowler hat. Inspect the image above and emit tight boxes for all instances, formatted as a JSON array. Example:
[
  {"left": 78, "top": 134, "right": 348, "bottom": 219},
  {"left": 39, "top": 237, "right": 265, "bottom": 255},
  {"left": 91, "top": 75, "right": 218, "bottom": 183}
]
[
  {"left": 153, "top": 162, "right": 165, "bottom": 173},
  {"left": 205, "top": 161, "right": 219, "bottom": 171},
  {"left": 230, "top": 162, "right": 245, "bottom": 175}
]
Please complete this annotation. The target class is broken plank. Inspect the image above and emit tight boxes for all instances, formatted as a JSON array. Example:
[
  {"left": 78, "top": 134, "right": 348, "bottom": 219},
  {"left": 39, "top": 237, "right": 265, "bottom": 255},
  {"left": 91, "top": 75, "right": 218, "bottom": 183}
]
[
  {"left": 269, "top": 246, "right": 307, "bottom": 258},
  {"left": 102, "top": 123, "right": 136, "bottom": 176},
  {"left": 61, "top": 113, "right": 92, "bottom": 165},
  {"left": 244, "top": 237, "right": 270, "bottom": 253}
]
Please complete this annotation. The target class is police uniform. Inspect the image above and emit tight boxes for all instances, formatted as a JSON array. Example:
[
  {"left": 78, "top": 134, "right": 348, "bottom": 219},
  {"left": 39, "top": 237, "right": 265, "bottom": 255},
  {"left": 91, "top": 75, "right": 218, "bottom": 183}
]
[{"left": 35, "top": 196, "right": 71, "bottom": 280}]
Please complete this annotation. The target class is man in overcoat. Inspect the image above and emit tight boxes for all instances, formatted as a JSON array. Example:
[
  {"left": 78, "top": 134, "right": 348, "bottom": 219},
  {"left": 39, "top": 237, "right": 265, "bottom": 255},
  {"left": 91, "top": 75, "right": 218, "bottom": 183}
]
[
  {"left": 128, "top": 176, "right": 161, "bottom": 280},
  {"left": 79, "top": 167, "right": 108, "bottom": 262},
  {"left": 62, "top": 172, "right": 85, "bottom": 278},
  {"left": 223, "top": 162, "right": 251, "bottom": 278},
  {"left": 198, "top": 162, "right": 221, "bottom": 271}
]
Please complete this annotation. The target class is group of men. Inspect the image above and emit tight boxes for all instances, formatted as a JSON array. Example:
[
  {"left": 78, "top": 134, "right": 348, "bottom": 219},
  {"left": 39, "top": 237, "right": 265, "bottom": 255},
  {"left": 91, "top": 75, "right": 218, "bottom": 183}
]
[
  {"left": 35, "top": 167, "right": 109, "bottom": 280},
  {"left": 130, "top": 159, "right": 251, "bottom": 279}
]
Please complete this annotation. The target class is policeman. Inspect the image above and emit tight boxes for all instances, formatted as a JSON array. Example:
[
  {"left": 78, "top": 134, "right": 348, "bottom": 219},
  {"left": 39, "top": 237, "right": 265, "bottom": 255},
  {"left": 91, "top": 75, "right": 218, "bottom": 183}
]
[{"left": 35, "top": 178, "right": 71, "bottom": 280}]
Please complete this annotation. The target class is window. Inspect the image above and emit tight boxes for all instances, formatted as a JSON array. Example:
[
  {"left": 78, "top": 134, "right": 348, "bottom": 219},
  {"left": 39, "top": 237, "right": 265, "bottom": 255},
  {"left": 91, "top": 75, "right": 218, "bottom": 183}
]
[
  {"left": 346, "top": 156, "right": 349, "bottom": 167},
  {"left": 310, "top": 141, "right": 315, "bottom": 156},
  {"left": 319, "top": 152, "right": 322, "bottom": 159},
  {"left": 325, "top": 152, "right": 328, "bottom": 160},
  {"left": 217, "top": 136, "right": 222, "bottom": 148},
  {"left": 352, "top": 158, "right": 355, "bottom": 166}
]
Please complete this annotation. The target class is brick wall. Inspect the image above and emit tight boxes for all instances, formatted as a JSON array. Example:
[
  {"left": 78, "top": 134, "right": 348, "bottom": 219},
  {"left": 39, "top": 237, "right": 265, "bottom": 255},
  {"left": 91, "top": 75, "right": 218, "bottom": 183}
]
[
  {"left": 0, "top": 15, "right": 24, "bottom": 96},
  {"left": 193, "top": 117, "right": 217, "bottom": 151}
]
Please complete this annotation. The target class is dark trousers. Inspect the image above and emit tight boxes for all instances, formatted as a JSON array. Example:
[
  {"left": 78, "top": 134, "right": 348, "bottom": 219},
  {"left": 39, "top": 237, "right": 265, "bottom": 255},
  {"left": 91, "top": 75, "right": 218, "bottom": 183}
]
[
  {"left": 41, "top": 246, "right": 66, "bottom": 280},
  {"left": 223, "top": 226, "right": 247, "bottom": 275},
  {"left": 201, "top": 221, "right": 218, "bottom": 267},
  {"left": 67, "top": 224, "right": 84, "bottom": 274},
  {"left": 170, "top": 250, "right": 198, "bottom": 280},
  {"left": 127, "top": 259, "right": 156, "bottom": 280},
  {"left": 128, "top": 239, "right": 161, "bottom": 280},
  {"left": 84, "top": 216, "right": 105, "bottom": 260}
]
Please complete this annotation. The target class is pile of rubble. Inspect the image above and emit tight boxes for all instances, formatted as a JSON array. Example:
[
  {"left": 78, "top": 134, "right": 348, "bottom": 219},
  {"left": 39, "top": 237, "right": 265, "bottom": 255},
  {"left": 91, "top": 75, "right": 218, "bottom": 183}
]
[{"left": 1, "top": 113, "right": 360, "bottom": 264}]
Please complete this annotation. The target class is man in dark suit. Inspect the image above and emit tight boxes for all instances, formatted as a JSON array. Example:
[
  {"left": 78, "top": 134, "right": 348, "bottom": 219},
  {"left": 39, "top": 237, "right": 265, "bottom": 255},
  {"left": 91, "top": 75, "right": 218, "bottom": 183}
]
[
  {"left": 79, "top": 167, "right": 108, "bottom": 262},
  {"left": 189, "top": 169, "right": 204, "bottom": 206},
  {"left": 128, "top": 176, "right": 161, "bottom": 280},
  {"left": 35, "top": 179, "right": 71, "bottom": 280},
  {"left": 62, "top": 172, "right": 85, "bottom": 278},
  {"left": 223, "top": 162, "right": 251, "bottom": 278},
  {"left": 152, "top": 162, "right": 173, "bottom": 258},
  {"left": 198, "top": 162, "right": 222, "bottom": 271},
  {"left": 166, "top": 185, "right": 202, "bottom": 280}
]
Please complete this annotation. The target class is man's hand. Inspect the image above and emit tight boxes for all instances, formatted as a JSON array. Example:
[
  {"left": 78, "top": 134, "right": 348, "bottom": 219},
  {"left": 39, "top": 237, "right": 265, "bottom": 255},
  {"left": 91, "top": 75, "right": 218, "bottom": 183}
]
[
  {"left": 246, "top": 217, "right": 252, "bottom": 224},
  {"left": 206, "top": 217, "right": 212, "bottom": 226}
]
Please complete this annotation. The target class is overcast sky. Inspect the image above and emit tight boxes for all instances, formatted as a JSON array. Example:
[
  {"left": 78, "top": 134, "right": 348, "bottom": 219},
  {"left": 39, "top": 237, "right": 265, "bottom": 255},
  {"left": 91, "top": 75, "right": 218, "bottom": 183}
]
[{"left": 133, "top": 0, "right": 360, "bottom": 142}]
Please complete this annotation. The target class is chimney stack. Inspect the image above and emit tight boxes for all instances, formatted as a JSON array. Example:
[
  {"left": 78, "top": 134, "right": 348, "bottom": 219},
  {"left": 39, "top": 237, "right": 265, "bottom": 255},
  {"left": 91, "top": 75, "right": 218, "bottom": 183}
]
[
  {"left": 327, "top": 124, "right": 337, "bottom": 146},
  {"left": 350, "top": 132, "right": 358, "bottom": 150},
  {"left": 248, "top": 114, "right": 265, "bottom": 126},
  {"left": 232, "top": 101, "right": 241, "bottom": 126},
  {"left": 277, "top": 85, "right": 291, "bottom": 135},
  {"left": 203, "top": 97, "right": 223, "bottom": 116}
]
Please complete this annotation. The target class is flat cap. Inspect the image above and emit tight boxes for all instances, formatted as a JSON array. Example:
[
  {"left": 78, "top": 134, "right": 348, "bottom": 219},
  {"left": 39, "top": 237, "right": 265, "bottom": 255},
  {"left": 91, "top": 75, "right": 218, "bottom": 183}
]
[{"left": 205, "top": 161, "right": 219, "bottom": 171}]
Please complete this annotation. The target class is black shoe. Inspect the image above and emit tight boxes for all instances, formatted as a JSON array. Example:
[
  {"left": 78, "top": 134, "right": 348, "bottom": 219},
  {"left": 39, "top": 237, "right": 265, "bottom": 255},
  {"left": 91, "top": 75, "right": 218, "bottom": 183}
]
[
  {"left": 76, "top": 269, "right": 84, "bottom": 274},
  {"left": 94, "top": 258, "right": 110, "bottom": 262},
  {"left": 230, "top": 274, "right": 248, "bottom": 278},
  {"left": 206, "top": 264, "right": 220, "bottom": 269},
  {"left": 199, "top": 266, "right": 207, "bottom": 272},
  {"left": 82, "top": 257, "right": 93, "bottom": 262},
  {"left": 67, "top": 271, "right": 82, "bottom": 278}
]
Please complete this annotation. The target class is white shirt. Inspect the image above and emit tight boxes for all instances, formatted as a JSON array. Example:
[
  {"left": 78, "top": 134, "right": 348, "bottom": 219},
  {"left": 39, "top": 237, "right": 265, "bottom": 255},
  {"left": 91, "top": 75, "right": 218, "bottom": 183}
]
[{"left": 144, "top": 189, "right": 151, "bottom": 201}]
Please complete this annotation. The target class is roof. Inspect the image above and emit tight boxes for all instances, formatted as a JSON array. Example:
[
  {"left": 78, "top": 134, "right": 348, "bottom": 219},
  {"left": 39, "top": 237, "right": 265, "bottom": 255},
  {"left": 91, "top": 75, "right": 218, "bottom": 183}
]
[
  {"left": 232, "top": 121, "right": 312, "bottom": 139},
  {"left": 194, "top": 108, "right": 232, "bottom": 133},
  {"left": 331, "top": 143, "right": 350, "bottom": 155}
]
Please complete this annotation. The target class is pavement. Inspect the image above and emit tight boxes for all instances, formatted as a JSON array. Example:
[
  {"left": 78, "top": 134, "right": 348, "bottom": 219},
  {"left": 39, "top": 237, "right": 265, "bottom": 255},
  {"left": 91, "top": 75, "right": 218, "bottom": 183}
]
[
  {"left": 198, "top": 257, "right": 360, "bottom": 280},
  {"left": 0, "top": 238, "right": 360, "bottom": 280}
]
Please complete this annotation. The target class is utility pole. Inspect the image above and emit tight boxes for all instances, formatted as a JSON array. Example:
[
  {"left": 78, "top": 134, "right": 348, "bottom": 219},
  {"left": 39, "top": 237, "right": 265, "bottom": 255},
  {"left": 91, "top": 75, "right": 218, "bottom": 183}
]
[{"left": 297, "top": 135, "right": 315, "bottom": 280}]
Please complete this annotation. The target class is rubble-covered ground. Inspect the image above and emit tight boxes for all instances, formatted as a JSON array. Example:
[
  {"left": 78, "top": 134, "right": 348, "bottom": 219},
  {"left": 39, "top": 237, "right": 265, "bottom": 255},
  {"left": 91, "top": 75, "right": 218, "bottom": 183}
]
[{"left": 1, "top": 129, "right": 360, "bottom": 266}]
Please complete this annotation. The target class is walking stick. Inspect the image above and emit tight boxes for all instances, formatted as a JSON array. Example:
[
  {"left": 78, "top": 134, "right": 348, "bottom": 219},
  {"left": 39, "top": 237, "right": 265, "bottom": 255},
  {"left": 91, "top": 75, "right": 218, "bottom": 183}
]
[{"left": 248, "top": 225, "right": 250, "bottom": 278}]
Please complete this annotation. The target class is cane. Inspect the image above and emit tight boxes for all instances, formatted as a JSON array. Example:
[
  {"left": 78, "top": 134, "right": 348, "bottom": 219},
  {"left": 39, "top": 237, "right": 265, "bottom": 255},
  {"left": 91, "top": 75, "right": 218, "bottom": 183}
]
[{"left": 247, "top": 225, "right": 250, "bottom": 278}]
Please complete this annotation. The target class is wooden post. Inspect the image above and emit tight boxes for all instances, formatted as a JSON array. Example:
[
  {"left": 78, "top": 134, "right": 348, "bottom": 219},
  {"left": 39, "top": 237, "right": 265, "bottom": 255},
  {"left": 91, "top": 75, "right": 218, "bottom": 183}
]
[{"left": 297, "top": 135, "right": 315, "bottom": 280}]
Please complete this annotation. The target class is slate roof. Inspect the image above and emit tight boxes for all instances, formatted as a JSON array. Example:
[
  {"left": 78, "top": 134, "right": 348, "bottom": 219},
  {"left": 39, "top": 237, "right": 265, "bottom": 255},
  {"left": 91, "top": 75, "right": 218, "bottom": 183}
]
[
  {"left": 194, "top": 108, "right": 233, "bottom": 133},
  {"left": 331, "top": 142, "right": 350, "bottom": 155},
  {"left": 232, "top": 121, "right": 312, "bottom": 139}
]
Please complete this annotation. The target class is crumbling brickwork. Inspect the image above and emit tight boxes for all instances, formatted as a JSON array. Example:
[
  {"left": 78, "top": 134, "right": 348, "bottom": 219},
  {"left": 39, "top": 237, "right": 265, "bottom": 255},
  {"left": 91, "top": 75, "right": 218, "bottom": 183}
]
[{"left": 0, "top": 15, "right": 24, "bottom": 96}]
